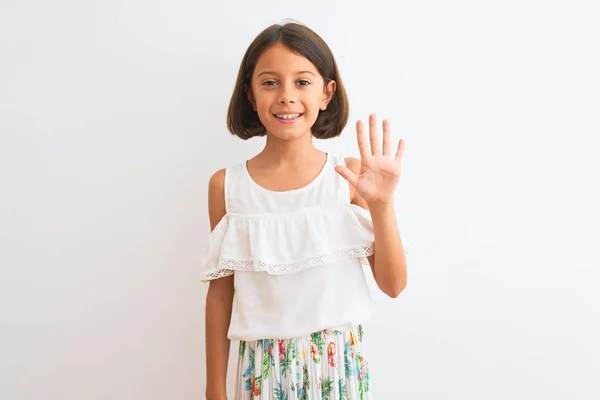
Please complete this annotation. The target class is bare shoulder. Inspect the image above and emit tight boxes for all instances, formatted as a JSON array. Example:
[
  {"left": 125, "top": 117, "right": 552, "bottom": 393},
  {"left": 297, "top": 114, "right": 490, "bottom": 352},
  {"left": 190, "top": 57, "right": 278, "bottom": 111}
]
[
  {"left": 208, "top": 168, "right": 227, "bottom": 231},
  {"left": 343, "top": 157, "right": 369, "bottom": 209},
  {"left": 208, "top": 168, "right": 226, "bottom": 190}
]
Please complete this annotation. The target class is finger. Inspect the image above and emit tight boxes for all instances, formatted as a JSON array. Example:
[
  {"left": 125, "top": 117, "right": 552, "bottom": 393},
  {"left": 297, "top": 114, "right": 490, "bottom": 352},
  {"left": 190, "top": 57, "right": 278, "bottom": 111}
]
[
  {"left": 382, "top": 119, "right": 391, "bottom": 156},
  {"left": 369, "top": 114, "right": 381, "bottom": 155},
  {"left": 395, "top": 138, "right": 405, "bottom": 162},
  {"left": 356, "top": 120, "right": 369, "bottom": 159},
  {"left": 335, "top": 165, "right": 358, "bottom": 187}
]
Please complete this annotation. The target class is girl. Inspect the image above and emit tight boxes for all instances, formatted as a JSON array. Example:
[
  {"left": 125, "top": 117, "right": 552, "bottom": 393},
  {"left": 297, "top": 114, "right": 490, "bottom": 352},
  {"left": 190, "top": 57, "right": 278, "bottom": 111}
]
[{"left": 201, "top": 21, "right": 408, "bottom": 400}]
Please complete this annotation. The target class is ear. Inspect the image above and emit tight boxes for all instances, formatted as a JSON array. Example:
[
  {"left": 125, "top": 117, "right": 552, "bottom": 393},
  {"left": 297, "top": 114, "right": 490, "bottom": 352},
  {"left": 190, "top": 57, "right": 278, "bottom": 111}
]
[
  {"left": 320, "top": 80, "right": 337, "bottom": 111},
  {"left": 245, "top": 86, "right": 257, "bottom": 111}
]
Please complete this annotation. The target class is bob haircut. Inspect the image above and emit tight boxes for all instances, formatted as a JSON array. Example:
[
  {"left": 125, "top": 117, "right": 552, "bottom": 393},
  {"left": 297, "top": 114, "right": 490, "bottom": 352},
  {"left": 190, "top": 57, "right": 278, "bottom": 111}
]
[{"left": 227, "top": 22, "right": 349, "bottom": 140}]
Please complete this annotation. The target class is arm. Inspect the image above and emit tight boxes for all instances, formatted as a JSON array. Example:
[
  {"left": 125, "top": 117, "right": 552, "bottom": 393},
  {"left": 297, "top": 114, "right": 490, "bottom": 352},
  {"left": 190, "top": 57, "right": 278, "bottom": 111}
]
[
  {"left": 345, "top": 157, "right": 407, "bottom": 298},
  {"left": 205, "top": 169, "right": 234, "bottom": 400}
]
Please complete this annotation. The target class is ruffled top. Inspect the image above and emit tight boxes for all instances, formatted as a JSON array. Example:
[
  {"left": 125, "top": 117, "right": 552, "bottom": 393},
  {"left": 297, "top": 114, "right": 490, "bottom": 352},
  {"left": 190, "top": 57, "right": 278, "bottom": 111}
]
[
  {"left": 199, "top": 154, "right": 406, "bottom": 340},
  {"left": 199, "top": 204, "right": 376, "bottom": 282}
]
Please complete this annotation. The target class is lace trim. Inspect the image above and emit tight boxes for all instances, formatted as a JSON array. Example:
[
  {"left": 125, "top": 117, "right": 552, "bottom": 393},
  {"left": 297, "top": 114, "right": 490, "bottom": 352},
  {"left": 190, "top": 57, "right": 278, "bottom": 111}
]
[{"left": 201, "top": 246, "right": 374, "bottom": 281}]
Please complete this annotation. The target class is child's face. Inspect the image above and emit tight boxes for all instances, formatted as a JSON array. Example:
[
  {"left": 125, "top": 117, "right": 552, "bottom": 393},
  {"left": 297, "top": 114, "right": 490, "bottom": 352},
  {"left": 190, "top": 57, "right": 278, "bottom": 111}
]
[{"left": 247, "top": 43, "right": 336, "bottom": 140}]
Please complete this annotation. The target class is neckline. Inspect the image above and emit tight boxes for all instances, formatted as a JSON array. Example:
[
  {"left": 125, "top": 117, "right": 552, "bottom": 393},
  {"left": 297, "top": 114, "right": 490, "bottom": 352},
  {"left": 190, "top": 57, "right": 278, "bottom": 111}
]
[{"left": 243, "top": 153, "right": 330, "bottom": 194}]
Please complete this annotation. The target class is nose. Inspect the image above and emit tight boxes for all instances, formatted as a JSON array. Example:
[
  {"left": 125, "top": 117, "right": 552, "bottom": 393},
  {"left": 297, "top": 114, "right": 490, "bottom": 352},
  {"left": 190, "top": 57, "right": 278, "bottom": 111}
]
[{"left": 278, "top": 83, "right": 296, "bottom": 104}]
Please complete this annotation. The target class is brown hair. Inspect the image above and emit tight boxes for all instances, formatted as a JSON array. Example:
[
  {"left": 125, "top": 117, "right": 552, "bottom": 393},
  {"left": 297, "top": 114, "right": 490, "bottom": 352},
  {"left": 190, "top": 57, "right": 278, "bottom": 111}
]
[{"left": 226, "top": 21, "right": 349, "bottom": 140}]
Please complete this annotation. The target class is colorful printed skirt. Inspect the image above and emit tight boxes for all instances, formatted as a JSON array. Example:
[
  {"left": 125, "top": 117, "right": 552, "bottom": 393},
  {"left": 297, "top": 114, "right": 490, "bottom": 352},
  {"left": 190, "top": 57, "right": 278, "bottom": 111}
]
[{"left": 235, "top": 325, "right": 371, "bottom": 400}]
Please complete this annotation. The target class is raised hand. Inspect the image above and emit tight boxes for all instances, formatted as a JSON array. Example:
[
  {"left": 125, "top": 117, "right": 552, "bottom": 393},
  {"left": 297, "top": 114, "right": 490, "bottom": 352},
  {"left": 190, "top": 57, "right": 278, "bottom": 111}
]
[{"left": 335, "top": 114, "right": 405, "bottom": 205}]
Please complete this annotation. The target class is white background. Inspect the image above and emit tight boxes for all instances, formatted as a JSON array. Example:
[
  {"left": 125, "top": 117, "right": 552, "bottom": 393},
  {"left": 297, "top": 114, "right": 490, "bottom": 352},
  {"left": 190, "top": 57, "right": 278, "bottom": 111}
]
[{"left": 1, "top": 0, "right": 599, "bottom": 399}]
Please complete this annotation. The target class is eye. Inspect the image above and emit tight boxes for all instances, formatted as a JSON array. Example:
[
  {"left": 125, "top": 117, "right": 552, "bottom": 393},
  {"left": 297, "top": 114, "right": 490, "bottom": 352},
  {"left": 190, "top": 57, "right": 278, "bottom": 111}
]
[
  {"left": 297, "top": 80, "right": 311, "bottom": 86},
  {"left": 262, "top": 80, "right": 278, "bottom": 87}
]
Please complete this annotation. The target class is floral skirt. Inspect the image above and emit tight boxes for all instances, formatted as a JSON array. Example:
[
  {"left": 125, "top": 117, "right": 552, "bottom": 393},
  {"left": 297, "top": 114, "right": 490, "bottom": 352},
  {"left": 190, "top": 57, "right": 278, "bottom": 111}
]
[{"left": 235, "top": 325, "right": 371, "bottom": 400}]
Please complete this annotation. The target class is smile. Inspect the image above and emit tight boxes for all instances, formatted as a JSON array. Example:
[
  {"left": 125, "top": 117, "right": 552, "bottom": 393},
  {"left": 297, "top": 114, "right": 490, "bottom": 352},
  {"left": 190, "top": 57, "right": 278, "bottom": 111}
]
[
  {"left": 273, "top": 113, "right": 303, "bottom": 120},
  {"left": 273, "top": 113, "right": 303, "bottom": 124}
]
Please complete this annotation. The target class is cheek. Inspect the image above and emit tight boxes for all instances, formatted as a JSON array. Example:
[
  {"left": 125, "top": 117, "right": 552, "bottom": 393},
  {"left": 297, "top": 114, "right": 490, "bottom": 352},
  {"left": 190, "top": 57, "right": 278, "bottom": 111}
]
[{"left": 254, "top": 93, "right": 274, "bottom": 111}]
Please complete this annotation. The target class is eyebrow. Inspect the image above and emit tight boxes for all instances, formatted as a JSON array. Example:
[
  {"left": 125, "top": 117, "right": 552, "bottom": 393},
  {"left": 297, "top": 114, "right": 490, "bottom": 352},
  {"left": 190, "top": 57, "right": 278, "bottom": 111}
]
[{"left": 256, "top": 70, "right": 317, "bottom": 77}]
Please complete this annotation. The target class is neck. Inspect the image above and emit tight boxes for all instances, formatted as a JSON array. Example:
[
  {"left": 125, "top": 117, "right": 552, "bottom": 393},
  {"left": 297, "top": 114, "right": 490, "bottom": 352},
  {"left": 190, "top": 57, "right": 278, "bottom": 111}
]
[{"left": 257, "top": 131, "right": 324, "bottom": 166}]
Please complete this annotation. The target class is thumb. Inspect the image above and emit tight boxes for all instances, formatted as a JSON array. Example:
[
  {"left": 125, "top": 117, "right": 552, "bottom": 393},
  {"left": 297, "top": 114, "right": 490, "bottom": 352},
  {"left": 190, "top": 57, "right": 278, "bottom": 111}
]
[{"left": 335, "top": 165, "right": 358, "bottom": 187}]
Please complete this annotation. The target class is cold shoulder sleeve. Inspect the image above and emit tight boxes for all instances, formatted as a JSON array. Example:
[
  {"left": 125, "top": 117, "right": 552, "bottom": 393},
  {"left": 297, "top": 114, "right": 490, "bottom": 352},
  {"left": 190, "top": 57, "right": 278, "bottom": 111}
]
[{"left": 198, "top": 204, "right": 389, "bottom": 282}]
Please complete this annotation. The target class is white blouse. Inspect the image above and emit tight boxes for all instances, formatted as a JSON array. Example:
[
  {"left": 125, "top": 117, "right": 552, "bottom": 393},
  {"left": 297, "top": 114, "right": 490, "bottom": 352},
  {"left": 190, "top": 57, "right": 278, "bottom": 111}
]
[{"left": 199, "top": 154, "right": 403, "bottom": 341}]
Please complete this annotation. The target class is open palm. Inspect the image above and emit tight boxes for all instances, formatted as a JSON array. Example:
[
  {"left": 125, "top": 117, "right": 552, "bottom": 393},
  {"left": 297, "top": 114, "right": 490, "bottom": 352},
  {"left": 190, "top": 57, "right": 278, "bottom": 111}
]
[{"left": 336, "top": 114, "right": 405, "bottom": 205}]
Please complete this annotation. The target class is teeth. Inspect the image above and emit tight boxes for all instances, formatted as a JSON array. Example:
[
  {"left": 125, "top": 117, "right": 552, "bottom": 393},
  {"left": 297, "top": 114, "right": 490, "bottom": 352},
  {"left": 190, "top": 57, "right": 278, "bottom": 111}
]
[{"left": 275, "top": 113, "right": 301, "bottom": 119}]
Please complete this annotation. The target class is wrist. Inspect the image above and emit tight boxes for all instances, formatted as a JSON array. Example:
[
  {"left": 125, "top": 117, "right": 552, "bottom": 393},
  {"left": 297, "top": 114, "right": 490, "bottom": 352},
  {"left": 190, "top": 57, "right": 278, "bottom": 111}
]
[
  {"left": 206, "top": 395, "right": 227, "bottom": 400},
  {"left": 367, "top": 200, "right": 395, "bottom": 213},
  {"left": 206, "top": 389, "right": 227, "bottom": 400}
]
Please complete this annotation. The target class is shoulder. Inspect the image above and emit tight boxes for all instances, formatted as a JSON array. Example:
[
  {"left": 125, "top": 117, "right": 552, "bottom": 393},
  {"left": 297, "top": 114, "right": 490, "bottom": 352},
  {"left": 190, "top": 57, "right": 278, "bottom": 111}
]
[
  {"left": 208, "top": 168, "right": 226, "bottom": 191},
  {"left": 208, "top": 169, "right": 227, "bottom": 230}
]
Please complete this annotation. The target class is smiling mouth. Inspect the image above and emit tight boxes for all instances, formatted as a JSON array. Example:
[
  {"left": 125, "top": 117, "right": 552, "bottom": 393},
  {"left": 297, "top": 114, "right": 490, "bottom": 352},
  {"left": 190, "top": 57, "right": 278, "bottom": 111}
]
[{"left": 273, "top": 113, "right": 303, "bottom": 120}]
